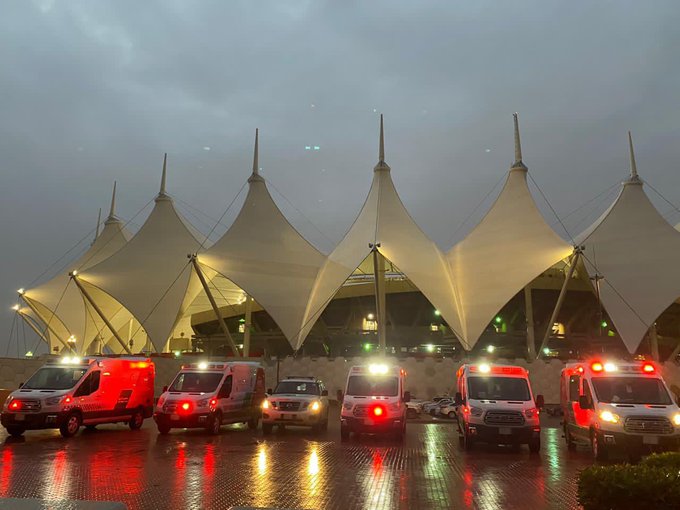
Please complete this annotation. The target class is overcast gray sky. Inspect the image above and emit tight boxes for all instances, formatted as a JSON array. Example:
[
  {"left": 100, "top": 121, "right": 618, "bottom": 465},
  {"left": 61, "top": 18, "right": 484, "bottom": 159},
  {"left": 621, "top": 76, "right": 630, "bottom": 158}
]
[{"left": 2, "top": 0, "right": 680, "bottom": 355}]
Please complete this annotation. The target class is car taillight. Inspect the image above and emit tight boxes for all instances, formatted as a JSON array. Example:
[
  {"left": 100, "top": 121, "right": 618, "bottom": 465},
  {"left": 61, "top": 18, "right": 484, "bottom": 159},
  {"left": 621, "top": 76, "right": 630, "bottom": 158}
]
[
  {"left": 9, "top": 400, "right": 21, "bottom": 411},
  {"left": 180, "top": 402, "right": 192, "bottom": 413},
  {"left": 63, "top": 396, "right": 72, "bottom": 404},
  {"left": 642, "top": 363, "right": 655, "bottom": 373}
]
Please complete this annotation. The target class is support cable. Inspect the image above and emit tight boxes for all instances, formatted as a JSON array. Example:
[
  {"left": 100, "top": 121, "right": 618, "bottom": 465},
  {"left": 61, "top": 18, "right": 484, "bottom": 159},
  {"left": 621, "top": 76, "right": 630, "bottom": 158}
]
[{"left": 195, "top": 183, "right": 247, "bottom": 251}]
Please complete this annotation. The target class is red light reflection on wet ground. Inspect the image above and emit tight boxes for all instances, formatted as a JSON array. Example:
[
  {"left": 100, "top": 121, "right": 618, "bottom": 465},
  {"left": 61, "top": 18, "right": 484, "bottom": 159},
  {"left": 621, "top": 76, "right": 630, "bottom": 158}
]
[{"left": 0, "top": 415, "right": 592, "bottom": 509}]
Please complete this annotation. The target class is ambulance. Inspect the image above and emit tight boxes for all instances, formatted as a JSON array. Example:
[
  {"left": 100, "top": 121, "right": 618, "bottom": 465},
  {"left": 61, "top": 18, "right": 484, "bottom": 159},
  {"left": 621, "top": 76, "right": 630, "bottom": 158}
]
[
  {"left": 340, "top": 363, "right": 410, "bottom": 441},
  {"left": 1, "top": 356, "right": 155, "bottom": 438},
  {"left": 561, "top": 360, "right": 680, "bottom": 460},
  {"left": 154, "top": 361, "right": 265, "bottom": 434},
  {"left": 454, "top": 363, "right": 543, "bottom": 452}
]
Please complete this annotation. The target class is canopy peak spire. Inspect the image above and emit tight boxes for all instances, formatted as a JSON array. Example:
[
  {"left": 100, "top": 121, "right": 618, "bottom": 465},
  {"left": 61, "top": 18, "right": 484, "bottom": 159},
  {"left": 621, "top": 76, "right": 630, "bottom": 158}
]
[
  {"left": 374, "top": 114, "right": 390, "bottom": 172},
  {"left": 627, "top": 131, "right": 641, "bottom": 183},
  {"left": 108, "top": 181, "right": 117, "bottom": 219},
  {"left": 248, "top": 128, "right": 264, "bottom": 183},
  {"left": 252, "top": 128, "right": 259, "bottom": 176},
  {"left": 94, "top": 208, "right": 102, "bottom": 241},
  {"left": 159, "top": 153, "right": 168, "bottom": 196},
  {"left": 511, "top": 112, "right": 527, "bottom": 170}
]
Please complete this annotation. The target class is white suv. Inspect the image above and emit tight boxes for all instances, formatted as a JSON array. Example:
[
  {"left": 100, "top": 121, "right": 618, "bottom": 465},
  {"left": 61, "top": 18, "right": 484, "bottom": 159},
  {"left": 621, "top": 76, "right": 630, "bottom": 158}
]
[{"left": 261, "top": 377, "right": 330, "bottom": 434}]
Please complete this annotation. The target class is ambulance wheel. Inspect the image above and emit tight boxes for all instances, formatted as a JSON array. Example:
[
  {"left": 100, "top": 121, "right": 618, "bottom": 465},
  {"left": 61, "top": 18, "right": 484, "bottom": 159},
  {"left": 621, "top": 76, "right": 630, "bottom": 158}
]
[
  {"left": 60, "top": 412, "right": 82, "bottom": 438},
  {"left": 207, "top": 411, "right": 222, "bottom": 435},
  {"left": 529, "top": 437, "right": 541, "bottom": 453},
  {"left": 340, "top": 425, "right": 350, "bottom": 442},
  {"left": 406, "top": 408, "right": 417, "bottom": 419},
  {"left": 247, "top": 415, "right": 259, "bottom": 430},
  {"left": 591, "top": 431, "right": 608, "bottom": 461},
  {"left": 6, "top": 426, "right": 24, "bottom": 437},
  {"left": 262, "top": 423, "right": 273, "bottom": 435},
  {"left": 157, "top": 424, "right": 171, "bottom": 435},
  {"left": 460, "top": 431, "right": 474, "bottom": 451},
  {"left": 565, "top": 425, "right": 576, "bottom": 451},
  {"left": 129, "top": 409, "right": 144, "bottom": 430},
  {"left": 447, "top": 411, "right": 456, "bottom": 419}
]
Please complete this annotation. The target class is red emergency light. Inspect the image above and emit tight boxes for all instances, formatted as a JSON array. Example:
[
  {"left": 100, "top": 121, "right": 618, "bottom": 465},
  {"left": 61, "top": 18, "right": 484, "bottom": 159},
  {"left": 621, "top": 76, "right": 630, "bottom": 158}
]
[
  {"left": 370, "top": 404, "right": 386, "bottom": 418},
  {"left": 591, "top": 362, "right": 604, "bottom": 373},
  {"left": 9, "top": 400, "right": 21, "bottom": 411},
  {"left": 642, "top": 363, "right": 655, "bottom": 373},
  {"left": 209, "top": 398, "right": 217, "bottom": 411},
  {"left": 180, "top": 402, "right": 192, "bottom": 413}
]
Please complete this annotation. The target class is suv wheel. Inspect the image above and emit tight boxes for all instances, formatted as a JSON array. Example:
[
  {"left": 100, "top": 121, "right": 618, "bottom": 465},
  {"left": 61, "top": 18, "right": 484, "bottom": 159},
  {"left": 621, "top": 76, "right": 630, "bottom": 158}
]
[{"left": 6, "top": 426, "right": 24, "bottom": 437}]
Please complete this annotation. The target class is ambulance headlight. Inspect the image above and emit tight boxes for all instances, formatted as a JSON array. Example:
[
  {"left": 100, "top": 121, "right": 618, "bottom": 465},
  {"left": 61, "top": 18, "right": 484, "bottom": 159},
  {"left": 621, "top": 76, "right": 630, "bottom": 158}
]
[
  {"left": 45, "top": 396, "right": 63, "bottom": 406},
  {"left": 262, "top": 400, "right": 270, "bottom": 410},
  {"left": 673, "top": 413, "right": 680, "bottom": 426},
  {"left": 198, "top": 399, "right": 209, "bottom": 407},
  {"left": 469, "top": 406, "right": 483, "bottom": 417},
  {"left": 599, "top": 411, "right": 620, "bottom": 424},
  {"left": 343, "top": 402, "right": 353, "bottom": 411}
]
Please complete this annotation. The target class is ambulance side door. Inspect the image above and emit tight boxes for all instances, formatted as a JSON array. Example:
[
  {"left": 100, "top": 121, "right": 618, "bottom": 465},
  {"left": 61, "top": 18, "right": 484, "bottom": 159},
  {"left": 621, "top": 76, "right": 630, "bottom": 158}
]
[
  {"left": 73, "top": 370, "right": 102, "bottom": 419},
  {"left": 217, "top": 374, "right": 235, "bottom": 420},
  {"left": 565, "top": 374, "right": 583, "bottom": 436}
]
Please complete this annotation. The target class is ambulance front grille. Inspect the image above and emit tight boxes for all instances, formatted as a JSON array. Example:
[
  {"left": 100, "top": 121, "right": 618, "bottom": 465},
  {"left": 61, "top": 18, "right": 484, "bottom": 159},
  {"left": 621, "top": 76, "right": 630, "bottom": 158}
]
[
  {"left": 484, "top": 411, "right": 525, "bottom": 426},
  {"left": 17, "top": 399, "right": 41, "bottom": 412},
  {"left": 624, "top": 416, "right": 673, "bottom": 435}
]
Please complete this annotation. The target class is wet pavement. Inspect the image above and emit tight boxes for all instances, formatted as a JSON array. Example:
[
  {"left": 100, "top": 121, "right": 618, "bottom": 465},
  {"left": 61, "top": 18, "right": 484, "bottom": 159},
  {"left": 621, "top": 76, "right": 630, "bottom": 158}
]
[{"left": 0, "top": 411, "right": 593, "bottom": 510}]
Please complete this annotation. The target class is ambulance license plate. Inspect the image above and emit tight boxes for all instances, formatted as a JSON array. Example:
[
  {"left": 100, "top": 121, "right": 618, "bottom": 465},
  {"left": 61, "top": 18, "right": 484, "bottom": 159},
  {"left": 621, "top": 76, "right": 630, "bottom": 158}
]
[
  {"left": 364, "top": 419, "right": 374, "bottom": 426},
  {"left": 14, "top": 414, "right": 25, "bottom": 421},
  {"left": 282, "top": 414, "right": 295, "bottom": 420},
  {"left": 643, "top": 435, "right": 659, "bottom": 445},
  {"left": 499, "top": 427, "right": 512, "bottom": 435},
  {"left": 170, "top": 414, "right": 180, "bottom": 421}
]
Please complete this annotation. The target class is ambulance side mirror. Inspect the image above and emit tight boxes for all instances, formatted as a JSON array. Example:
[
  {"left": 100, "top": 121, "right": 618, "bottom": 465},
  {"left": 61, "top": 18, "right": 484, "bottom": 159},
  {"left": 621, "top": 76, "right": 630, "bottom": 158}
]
[
  {"left": 18, "top": 382, "right": 23, "bottom": 388},
  {"left": 321, "top": 390, "right": 328, "bottom": 397},
  {"left": 403, "top": 391, "right": 411, "bottom": 403},
  {"left": 535, "top": 395, "right": 545, "bottom": 409},
  {"left": 267, "top": 388, "right": 273, "bottom": 395},
  {"left": 454, "top": 392, "right": 463, "bottom": 406},
  {"left": 162, "top": 386, "right": 168, "bottom": 393},
  {"left": 578, "top": 395, "right": 592, "bottom": 410}
]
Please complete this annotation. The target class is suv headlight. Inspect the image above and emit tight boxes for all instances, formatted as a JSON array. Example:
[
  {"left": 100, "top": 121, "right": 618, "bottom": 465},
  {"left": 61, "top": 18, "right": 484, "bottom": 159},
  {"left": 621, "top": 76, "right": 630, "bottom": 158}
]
[
  {"left": 310, "top": 401, "right": 321, "bottom": 412},
  {"left": 673, "top": 413, "right": 680, "bottom": 426},
  {"left": 599, "top": 411, "right": 620, "bottom": 424},
  {"left": 262, "top": 399, "right": 270, "bottom": 409},
  {"left": 469, "top": 406, "right": 483, "bottom": 417}
]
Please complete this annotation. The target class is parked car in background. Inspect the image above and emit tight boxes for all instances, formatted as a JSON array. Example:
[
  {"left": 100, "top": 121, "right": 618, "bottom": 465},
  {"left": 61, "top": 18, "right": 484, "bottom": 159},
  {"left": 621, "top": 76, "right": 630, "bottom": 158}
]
[
  {"left": 439, "top": 403, "right": 459, "bottom": 419},
  {"left": 406, "top": 399, "right": 424, "bottom": 419},
  {"left": 424, "top": 398, "right": 454, "bottom": 415}
]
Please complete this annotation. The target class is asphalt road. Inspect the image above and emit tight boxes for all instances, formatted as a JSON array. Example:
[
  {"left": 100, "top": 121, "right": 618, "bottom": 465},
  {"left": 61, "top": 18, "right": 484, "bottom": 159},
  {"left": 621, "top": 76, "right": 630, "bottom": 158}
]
[{"left": 0, "top": 411, "right": 594, "bottom": 510}]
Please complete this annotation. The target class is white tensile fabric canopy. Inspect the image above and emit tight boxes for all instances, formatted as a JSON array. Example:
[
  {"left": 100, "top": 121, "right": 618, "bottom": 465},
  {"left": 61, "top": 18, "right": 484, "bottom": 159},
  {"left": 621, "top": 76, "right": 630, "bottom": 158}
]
[
  {"left": 447, "top": 115, "right": 572, "bottom": 350},
  {"left": 198, "top": 131, "right": 327, "bottom": 349},
  {"left": 22, "top": 184, "right": 132, "bottom": 353},
  {"left": 77, "top": 157, "right": 203, "bottom": 353},
  {"left": 576, "top": 133, "right": 680, "bottom": 353},
  {"left": 300, "top": 116, "right": 464, "bottom": 349}
]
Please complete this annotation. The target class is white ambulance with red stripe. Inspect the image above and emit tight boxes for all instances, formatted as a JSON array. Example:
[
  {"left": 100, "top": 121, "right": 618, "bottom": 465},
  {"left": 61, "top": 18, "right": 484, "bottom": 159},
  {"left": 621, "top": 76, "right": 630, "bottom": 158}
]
[
  {"left": 340, "top": 363, "right": 410, "bottom": 442},
  {"left": 1, "top": 356, "right": 155, "bottom": 438},
  {"left": 455, "top": 363, "right": 543, "bottom": 452},
  {"left": 561, "top": 360, "right": 680, "bottom": 460}
]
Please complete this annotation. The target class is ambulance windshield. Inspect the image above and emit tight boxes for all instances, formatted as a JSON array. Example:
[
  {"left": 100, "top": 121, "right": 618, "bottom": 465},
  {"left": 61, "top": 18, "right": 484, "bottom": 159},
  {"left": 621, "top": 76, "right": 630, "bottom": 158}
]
[
  {"left": 468, "top": 377, "right": 531, "bottom": 401},
  {"left": 23, "top": 367, "right": 88, "bottom": 390},
  {"left": 169, "top": 372, "right": 223, "bottom": 393},
  {"left": 346, "top": 375, "right": 399, "bottom": 397},
  {"left": 592, "top": 377, "right": 672, "bottom": 405}
]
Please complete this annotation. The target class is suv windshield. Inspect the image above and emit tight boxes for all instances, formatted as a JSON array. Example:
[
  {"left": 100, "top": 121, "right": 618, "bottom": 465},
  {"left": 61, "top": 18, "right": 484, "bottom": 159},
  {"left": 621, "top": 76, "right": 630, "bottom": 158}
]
[
  {"left": 346, "top": 375, "right": 399, "bottom": 397},
  {"left": 169, "top": 372, "right": 223, "bottom": 393},
  {"left": 274, "top": 381, "right": 319, "bottom": 395},
  {"left": 592, "top": 377, "right": 672, "bottom": 405},
  {"left": 468, "top": 377, "right": 531, "bottom": 401},
  {"left": 23, "top": 367, "right": 88, "bottom": 390}
]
